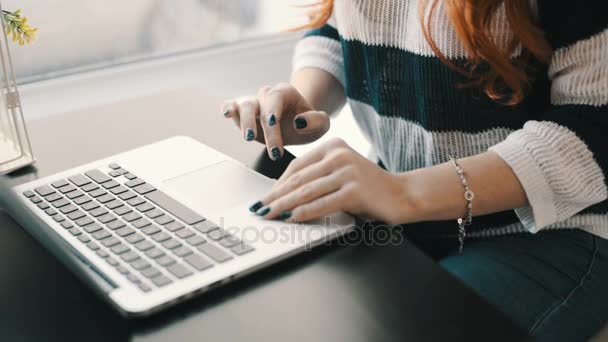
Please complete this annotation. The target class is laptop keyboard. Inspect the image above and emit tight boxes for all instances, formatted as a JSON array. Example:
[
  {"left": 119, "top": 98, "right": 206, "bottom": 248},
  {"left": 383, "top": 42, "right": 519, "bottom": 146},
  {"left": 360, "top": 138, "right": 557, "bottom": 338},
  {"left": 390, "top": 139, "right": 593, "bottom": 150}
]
[{"left": 22, "top": 163, "right": 254, "bottom": 293}]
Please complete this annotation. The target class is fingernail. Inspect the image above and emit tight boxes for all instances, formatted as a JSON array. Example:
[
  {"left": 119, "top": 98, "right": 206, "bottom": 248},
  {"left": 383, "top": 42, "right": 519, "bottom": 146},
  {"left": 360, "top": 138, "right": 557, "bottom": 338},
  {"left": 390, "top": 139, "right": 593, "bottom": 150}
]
[
  {"left": 294, "top": 117, "right": 307, "bottom": 129},
  {"left": 278, "top": 211, "right": 292, "bottom": 220},
  {"left": 249, "top": 201, "right": 263, "bottom": 212},
  {"left": 256, "top": 206, "right": 270, "bottom": 216},
  {"left": 223, "top": 107, "right": 230, "bottom": 117},
  {"left": 268, "top": 113, "right": 276, "bottom": 126},
  {"left": 270, "top": 147, "right": 281, "bottom": 161},
  {"left": 245, "top": 128, "right": 254, "bottom": 141}
]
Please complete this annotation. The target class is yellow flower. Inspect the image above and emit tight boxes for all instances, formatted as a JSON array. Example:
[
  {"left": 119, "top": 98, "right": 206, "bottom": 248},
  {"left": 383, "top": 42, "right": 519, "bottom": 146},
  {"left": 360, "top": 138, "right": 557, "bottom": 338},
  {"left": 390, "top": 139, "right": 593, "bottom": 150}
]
[{"left": 2, "top": 9, "right": 37, "bottom": 45}]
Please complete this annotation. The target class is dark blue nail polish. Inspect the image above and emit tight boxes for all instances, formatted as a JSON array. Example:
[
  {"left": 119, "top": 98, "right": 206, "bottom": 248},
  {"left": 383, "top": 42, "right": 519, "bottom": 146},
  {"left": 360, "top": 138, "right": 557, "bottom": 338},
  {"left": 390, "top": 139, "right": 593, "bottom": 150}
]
[
  {"left": 278, "top": 211, "right": 292, "bottom": 220},
  {"left": 249, "top": 201, "right": 263, "bottom": 212},
  {"left": 268, "top": 113, "right": 276, "bottom": 126},
  {"left": 245, "top": 128, "right": 254, "bottom": 141},
  {"left": 270, "top": 147, "right": 281, "bottom": 161},
  {"left": 295, "top": 117, "right": 307, "bottom": 129},
  {"left": 256, "top": 206, "right": 270, "bottom": 216},
  {"left": 223, "top": 107, "right": 230, "bottom": 117}
]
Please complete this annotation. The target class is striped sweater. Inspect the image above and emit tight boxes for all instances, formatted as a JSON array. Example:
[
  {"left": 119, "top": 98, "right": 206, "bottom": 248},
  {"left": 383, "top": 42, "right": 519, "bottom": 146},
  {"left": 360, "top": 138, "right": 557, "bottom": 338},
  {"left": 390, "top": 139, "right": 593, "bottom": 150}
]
[{"left": 291, "top": 0, "right": 608, "bottom": 238}]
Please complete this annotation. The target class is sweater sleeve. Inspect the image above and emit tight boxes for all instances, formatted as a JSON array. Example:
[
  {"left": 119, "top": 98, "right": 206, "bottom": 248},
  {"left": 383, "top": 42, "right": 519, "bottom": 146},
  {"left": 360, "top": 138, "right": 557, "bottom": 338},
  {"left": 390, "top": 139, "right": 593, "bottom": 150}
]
[
  {"left": 489, "top": 2, "right": 608, "bottom": 232},
  {"left": 292, "top": 12, "right": 345, "bottom": 87}
]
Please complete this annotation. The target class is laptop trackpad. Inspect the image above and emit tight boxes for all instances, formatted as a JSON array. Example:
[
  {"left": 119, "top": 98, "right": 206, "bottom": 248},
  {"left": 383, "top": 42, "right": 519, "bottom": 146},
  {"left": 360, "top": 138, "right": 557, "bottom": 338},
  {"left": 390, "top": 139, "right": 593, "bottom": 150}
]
[{"left": 162, "top": 161, "right": 273, "bottom": 214}]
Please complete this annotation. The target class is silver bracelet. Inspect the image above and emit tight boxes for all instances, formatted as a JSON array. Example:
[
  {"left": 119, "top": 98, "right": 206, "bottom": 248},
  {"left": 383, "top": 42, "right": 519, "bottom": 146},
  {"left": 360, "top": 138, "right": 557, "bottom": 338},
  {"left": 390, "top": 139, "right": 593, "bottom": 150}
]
[{"left": 449, "top": 156, "right": 474, "bottom": 253}]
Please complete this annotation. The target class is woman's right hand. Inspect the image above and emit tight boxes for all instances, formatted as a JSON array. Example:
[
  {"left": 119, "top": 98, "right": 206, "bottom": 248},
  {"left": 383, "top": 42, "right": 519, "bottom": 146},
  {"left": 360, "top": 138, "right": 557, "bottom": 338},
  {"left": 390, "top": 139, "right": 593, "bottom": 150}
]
[{"left": 222, "top": 82, "right": 330, "bottom": 161}]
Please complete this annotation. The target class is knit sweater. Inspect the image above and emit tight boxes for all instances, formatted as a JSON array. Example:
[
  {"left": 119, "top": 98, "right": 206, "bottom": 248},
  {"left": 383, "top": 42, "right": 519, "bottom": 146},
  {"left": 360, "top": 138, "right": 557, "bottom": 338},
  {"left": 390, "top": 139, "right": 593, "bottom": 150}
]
[{"left": 291, "top": 0, "right": 608, "bottom": 238}]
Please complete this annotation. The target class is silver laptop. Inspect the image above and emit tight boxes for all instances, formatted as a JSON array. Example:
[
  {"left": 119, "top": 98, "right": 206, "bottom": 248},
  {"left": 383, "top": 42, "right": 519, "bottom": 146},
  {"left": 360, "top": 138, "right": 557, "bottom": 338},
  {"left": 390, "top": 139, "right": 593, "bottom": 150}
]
[{"left": 0, "top": 136, "right": 354, "bottom": 316}]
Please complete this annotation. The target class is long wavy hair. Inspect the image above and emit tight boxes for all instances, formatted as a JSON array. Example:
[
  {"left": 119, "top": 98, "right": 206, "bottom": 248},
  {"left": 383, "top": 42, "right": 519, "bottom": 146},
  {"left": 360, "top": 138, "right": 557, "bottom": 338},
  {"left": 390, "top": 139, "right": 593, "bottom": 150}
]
[{"left": 295, "top": 0, "right": 553, "bottom": 105}]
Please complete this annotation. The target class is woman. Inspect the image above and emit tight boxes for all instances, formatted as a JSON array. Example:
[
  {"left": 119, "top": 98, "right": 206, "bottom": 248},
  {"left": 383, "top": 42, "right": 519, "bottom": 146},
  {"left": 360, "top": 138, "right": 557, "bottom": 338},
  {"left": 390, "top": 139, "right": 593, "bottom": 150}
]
[{"left": 222, "top": 1, "right": 608, "bottom": 340}]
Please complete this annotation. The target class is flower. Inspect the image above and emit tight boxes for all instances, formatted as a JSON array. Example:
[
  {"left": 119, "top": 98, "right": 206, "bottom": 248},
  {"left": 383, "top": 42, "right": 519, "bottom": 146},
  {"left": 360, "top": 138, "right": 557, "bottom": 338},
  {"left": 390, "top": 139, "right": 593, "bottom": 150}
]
[{"left": 2, "top": 9, "right": 37, "bottom": 45}]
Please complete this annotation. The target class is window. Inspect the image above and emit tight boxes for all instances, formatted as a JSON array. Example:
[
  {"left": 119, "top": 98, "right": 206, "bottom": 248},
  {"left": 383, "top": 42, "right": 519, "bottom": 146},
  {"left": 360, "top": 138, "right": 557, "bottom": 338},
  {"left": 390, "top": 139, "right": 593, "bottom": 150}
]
[{"left": 6, "top": 0, "right": 308, "bottom": 83}]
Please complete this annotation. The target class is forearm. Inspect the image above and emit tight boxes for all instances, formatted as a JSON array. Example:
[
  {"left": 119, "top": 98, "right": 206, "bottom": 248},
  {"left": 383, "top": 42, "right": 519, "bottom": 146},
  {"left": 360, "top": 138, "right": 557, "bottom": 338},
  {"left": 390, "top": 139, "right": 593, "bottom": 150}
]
[
  {"left": 290, "top": 67, "right": 346, "bottom": 117},
  {"left": 399, "top": 151, "right": 528, "bottom": 223}
]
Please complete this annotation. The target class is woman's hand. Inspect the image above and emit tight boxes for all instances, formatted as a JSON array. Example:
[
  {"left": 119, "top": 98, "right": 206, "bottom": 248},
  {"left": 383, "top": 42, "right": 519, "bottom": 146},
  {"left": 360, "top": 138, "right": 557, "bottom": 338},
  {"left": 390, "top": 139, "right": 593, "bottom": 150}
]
[
  {"left": 248, "top": 138, "right": 415, "bottom": 224},
  {"left": 222, "top": 82, "right": 331, "bottom": 161}
]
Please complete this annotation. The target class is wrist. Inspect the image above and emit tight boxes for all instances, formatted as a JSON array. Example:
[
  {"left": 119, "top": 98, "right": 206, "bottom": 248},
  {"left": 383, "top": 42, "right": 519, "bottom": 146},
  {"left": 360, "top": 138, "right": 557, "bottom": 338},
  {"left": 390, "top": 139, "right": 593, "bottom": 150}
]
[{"left": 387, "top": 171, "right": 433, "bottom": 224}]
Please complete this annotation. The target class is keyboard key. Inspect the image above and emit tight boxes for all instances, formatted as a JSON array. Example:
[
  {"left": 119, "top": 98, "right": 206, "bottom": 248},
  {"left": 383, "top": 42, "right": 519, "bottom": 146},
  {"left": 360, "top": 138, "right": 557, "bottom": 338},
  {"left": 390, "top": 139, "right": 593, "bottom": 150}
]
[
  {"left": 145, "top": 247, "right": 165, "bottom": 259},
  {"left": 106, "top": 257, "right": 119, "bottom": 267},
  {"left": 126, "top": 197, "right": 145, "bottom": 207},
  {"left": 124, "top": 173, "right": 137, "bottom": 180},
  {"left": 30, "top": 196, "right": 42, "bottom": 204},
  {"left": 184, "top": 254, "right": 213, "bottom": 271},
  {"left": 131, "top": 259, "right": 151, "bottom": 271},
  {"left": 144, "top": 209, "right": 164, "bottom": 219},
  {"left": 107, "top": 220, "right": 126, "bottom": 230},
  {"left": 136, "top": 202, "right": 154, "bottom": 212},
  {"left": 219, "top": 235, "right": 241, "bottom": 248},
  {"left": 98, "top": 213, "right": 117, "bottom": 224},
  {"left": 127, "top": 273, "right": 141, "bottom": 284},
  {"left": 89, "top": 189, "right": 107, "bottom": 198},
  {"left": 115, "top": 168, "right": 129, "bottom": 175},
  {"left": 162, "top": 238, "right": 181, "bottom": 250},
  {"left": 97, "top": 194, "right": 114, "bottom": 204},
  {"left": 60, "top": 221, "right": 74, "bottom": 229},
  {"left": 105, "top": 199, "right": 123, "bottom": 210},
  {"left": 69, "top": 174, "right": 91, "bottom": 187},
  {"left": 198, "top": 243, "right": 233, "bottom": 263},
  {"left": 45, "top": 208, "right": 57, "bottom": 216},
  {"left": 23, "top": 190, "right": 35, "bottom": 198},
  {"left": 67, "top": 210, "right": 86, "bottom": 221},
  {"left": 110, "top": 243, "right": 130, "bottom": 255},
  {"left": 145, "top": 190, "right": 205, "bottom": 225},
  {"left": 101, "top": 236, "right": 121, "bottom": 247},
  {"left": 68, "top": 227, "right": 82, "bottom": 236},
  {"left": 73, "top": 195, "right": 92, "bottom": 205},
  {"left": 51, "top": 179, "right": 69, "bottom": 188},
  {"left": 135, "top": 240, "right": 154, "bottom": 251},
  {"left": 156, "top": 255, "right": 176, "bottom": 267},
  {"left": 52, "top": 215, "right": 65, "bottom": 223},
  {"left": 116, "top": 226, "right": 134, "bottom": 237},
  {"left": 125, "top": 178, "right": 145, "bottom": 188},
  {"left": 167, "top": 263, "right": 193, "bottom": 279},
  {"left": 81, "top": 183, "right": 99, "bottom": 192},
  {"left": 116, "top": 266, "right": 130, "bottom": 275},
  {"left": 154, "top": 215, "right": 174, "bottom": 225},
  {"left": 108, "top": 170, "right": 122, "bottom": 177},
  {"left": 122, "top": 212, "right": 142, "bottom": 222},
  {"left": 66, "top": 190, "right": 84, "bottom": 199},
  {"left": 151, "top": 231, "right": 171, "bottom": 242},
  {"left": 110, "top": 186, "right": 128, "bottom": 195},
  {"left": 78, "top": 235, "right": 90, "bottom": 243},
  {"left": 45, "top": 193, "right": 63, "bottom": 202},
  {"left": 58, "top": 184, "right": 77, "bottom": 194},
  {"left": 132, "top": 218, "right": 152, "bottom": 229},
  {"left": 138, "top": 283, "right": 152, "bottom": 293},
  {"left": 173, "top": 246, "right": 193, "bottom": 257},
  {"left": 151, "top": 275, "right": 172, "bottom": 287},
  {"left": 52, "top": 198, "right": 70, "bottom": 208},
  {"left": 207, "top": 228, "right": 228, "bottom": 241},
  {"left": 85, "top": 169, "right": 112, "bottom": 184},
  {"left": 75, "top": 217, "right": 94, "bottom": 227},
  {"left": 176, "top": 228, "right": 195, "bottom": 239},
  {"left": 141, "top": 267, "right": 160, "bottom": 279},
  {"left": 59, "top": 204, "right": 78, "bottom": 214},
  {"left": 164, "top": 221, "right": 184, "bottom": 232},
  {"left": 118, "top": 191, "right": 137, "bottom": 201},
  {"left": 84, "top": 223, "right": 103, "bottom": 234},
  {"left": 82, "top": 201, "right": 100, "bottom": 211},
  {"left": 141, "top": 225, "right": 160, "bottom": 235},
  {"left": 193, "top": 221, "right": 218, "bottom": 234},
  {"left": 96, "top": 249, "right": 109, "bottom": 258},
  {"left": 108, "top": 163, "right": 121, "bottom": 170},
  {"left": 102, "top": 180, "right": 119, "bottom": 189},
  {"left": 134, "top": 184, "right": 156, "bottom": 195},
  {"left": 35, "top": 185, "right": 55, "bottom": 197},
  {"left": 37, "top": 202, "right": 50, "bottom": 210},
  {"left": 186, "top": 235, "right": 206, "bottom": 246},
  {"left": 92, "top": 229, "right": 111, "bottom": 240},
  {"left": 231, "top": 243, "right": 255, "bottom": 256},
  {"left": 90, "top": 207, "right": 108, "bottom": 217},
  {"left": 87, "top": 242, "right": 100, "bottom": 251},
  {"left": 120, "top": 251, "right": 140, "bottom": 263},
  {"left": 125, "top": 233, "right": 145, "bottom": 244},
  {"left": 114, "top": 206, "right": 132, "bottom": 216}
]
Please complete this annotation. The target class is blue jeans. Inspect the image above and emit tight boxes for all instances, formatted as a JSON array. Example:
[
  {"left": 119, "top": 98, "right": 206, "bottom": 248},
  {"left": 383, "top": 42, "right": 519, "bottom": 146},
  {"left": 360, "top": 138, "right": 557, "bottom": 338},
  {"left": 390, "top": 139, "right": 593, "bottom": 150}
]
[{"left": 434, "top": 229, "right": 608, "bottom": 341}]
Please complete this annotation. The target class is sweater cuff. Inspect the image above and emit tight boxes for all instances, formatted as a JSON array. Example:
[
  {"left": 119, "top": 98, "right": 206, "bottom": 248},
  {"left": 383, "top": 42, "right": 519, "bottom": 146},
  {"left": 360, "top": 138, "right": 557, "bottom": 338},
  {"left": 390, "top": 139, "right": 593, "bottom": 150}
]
[
  {"left": 292, "top": 36, "right": 346, "bottom": 87},
  {"left": 489, "top": 132, "right": 557, "bottom": 233}
]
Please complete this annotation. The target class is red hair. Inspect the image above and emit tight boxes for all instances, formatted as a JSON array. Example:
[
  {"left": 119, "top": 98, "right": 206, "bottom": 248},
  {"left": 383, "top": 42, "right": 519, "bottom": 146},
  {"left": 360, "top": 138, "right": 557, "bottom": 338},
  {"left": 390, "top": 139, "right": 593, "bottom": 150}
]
[{"left": 296, "top": 0, "right": 553, "bottom": 105}]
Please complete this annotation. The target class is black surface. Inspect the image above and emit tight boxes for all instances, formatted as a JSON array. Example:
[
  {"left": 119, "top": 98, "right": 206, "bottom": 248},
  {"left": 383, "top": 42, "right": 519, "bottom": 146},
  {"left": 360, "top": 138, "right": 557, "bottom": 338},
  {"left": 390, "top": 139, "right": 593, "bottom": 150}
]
[{"left": 0, "top": 90, "right": 526, "bottom": 341}]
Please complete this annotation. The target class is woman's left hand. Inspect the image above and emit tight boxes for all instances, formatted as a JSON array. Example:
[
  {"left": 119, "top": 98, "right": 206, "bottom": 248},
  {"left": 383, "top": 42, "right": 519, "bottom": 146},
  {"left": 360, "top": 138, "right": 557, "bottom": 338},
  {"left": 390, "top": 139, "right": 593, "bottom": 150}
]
[{"left": 249, "top": 138, "right": 414, "bottom": 224}]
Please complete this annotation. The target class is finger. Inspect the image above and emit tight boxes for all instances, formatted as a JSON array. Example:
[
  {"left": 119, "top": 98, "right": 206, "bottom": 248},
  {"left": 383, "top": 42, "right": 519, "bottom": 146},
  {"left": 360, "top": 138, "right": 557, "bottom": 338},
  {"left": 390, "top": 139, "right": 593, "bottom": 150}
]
[
  {"left": 288, "top": 187, "right": 351, "bottom": 222},
  {"left": 222, "top": 100, "right": 240, "bottom": 128},
  {"left": 258, "top": 174, "right": 342, "bottom": 220},
  {"left": 273, "top": 147, "right": 327, "bottom": 188},
  {"left": 236, "top": 97, "right": 260, "bottom": 141},
  {"left": 293, "top": 110, "right": 330, "bottom": 139},
  {"left": 258, "top": 89, "right": 285, "bottom": 161}
]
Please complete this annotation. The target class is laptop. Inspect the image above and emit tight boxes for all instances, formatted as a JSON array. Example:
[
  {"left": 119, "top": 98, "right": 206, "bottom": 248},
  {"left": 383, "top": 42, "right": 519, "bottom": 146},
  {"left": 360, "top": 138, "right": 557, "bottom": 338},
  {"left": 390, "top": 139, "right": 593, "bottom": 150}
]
[{"left": 0, "top": 136, "right": 354, "bottom": 316}]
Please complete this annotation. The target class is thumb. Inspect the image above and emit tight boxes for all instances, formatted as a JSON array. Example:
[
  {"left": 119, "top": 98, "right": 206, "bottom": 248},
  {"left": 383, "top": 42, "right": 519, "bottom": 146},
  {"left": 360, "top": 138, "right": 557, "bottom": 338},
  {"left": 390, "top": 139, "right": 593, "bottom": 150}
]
[{"left": 292, "top": 110, "right": 330, "bottom": 137}]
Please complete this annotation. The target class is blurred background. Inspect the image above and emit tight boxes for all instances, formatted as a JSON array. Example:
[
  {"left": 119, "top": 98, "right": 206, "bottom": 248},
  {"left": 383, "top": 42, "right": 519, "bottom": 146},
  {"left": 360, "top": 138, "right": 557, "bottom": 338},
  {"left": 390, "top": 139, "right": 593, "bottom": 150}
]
[{"left": 3, "top": 0, "right": 308, "bottom": 83}]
